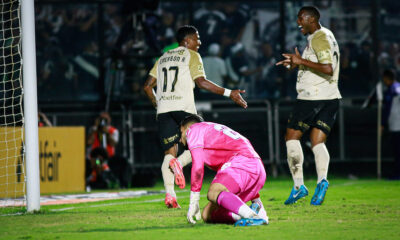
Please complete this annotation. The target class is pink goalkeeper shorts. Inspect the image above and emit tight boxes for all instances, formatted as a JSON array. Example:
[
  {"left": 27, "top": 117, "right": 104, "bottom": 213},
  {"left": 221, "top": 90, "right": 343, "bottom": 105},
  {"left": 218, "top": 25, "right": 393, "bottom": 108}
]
[{"left": 211, "top": 155, "right": 266, "bottom": 203}]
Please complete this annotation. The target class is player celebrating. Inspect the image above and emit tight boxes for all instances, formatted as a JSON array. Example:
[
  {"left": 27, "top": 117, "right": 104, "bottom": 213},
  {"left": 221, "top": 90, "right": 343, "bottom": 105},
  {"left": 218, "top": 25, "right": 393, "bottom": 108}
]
[
  {"left": 276, "top": 6, "right": 341, "bottom": 205},
  {"left": 175, "top": 115, "right": 268, "bottom": 226},
  {"left": 143, "top": 25, "right": 247, "bottom": 209}
]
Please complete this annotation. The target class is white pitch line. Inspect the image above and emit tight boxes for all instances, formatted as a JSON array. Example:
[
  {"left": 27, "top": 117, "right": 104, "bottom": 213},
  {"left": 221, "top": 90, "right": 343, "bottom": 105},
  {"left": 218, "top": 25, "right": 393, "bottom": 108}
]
[
  {"left": 50, "top": 198, "right": 165, "bottom": 212},
  {"left": 50, "top": 193, "right": 206, "bottom": 212},
  {"left": 0, "top": 212, "right": 24, "bottom": 217}
]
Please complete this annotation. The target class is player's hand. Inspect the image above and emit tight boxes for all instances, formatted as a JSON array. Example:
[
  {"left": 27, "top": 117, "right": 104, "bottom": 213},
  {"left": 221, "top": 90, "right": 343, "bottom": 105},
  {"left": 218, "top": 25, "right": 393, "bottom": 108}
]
[
  {"left": 230, "top": 89, "right": 247, "bottom": 109},
  {"left": 187, "top": 191, "right": 201, "bottom": 224},
  {"left": 276, "top": 47, "right": 302, "bottom": 69}
]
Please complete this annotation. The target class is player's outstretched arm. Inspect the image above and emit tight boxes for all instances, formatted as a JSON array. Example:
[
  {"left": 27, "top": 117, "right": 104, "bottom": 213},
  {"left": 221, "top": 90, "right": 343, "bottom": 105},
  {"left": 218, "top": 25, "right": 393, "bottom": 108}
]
[
  {"left": 143, "top": 76, "right": 158, "bottom": 109},
  {"left": 194, "top": 77, "right": 247, "bottom": 108}
]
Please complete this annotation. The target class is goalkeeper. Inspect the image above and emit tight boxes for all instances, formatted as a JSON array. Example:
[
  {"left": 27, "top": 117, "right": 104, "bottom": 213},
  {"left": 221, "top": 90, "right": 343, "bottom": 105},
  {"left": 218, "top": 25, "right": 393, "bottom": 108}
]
[{"left": 173, "top": 115, "right": 268, "bottom": 226}]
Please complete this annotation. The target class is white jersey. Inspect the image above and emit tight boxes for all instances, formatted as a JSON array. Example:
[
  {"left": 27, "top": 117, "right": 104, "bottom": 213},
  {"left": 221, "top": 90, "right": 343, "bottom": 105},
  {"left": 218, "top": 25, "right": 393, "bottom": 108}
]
[
  {"left": 149, "top": 46, "right": 206, "bottom": 115},
  {"left": 297, "top": 27, "right": 342, "bottom": 100}
]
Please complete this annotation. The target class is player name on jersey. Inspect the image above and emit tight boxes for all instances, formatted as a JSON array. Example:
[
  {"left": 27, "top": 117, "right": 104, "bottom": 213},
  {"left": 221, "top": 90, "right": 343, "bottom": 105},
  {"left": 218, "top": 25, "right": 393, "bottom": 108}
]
[{"left": 159, "top": 55, "right": 185, "bottom": 64}]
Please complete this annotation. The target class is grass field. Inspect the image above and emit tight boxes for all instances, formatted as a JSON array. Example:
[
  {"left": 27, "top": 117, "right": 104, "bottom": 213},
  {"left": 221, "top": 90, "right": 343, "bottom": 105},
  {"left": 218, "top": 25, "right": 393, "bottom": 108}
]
[{"left": 1, "top": 178, "right": 400, "bottom": 240}]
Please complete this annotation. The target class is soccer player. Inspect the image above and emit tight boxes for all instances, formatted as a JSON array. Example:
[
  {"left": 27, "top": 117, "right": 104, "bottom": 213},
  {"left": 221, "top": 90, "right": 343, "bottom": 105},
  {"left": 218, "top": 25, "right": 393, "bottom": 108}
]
[
  {"left": 276, "top": 6, "right": 341, "bottom": 205},
  {"left": 143, "top": 25, "right": 247, "bottom": 208},
  {"left": 174, "top": 114, "right": 268, "bottom": 226}
]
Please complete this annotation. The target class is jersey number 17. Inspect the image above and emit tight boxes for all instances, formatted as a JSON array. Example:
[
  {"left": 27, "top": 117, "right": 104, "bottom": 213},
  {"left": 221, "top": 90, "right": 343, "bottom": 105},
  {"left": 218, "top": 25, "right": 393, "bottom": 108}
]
[{"left": 162, "top": 66, "right": 179, "bottom": 92}]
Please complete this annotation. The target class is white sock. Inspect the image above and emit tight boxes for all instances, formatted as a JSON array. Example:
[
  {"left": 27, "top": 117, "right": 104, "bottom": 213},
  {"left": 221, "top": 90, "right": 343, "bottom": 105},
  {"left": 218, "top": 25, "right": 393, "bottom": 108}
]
[
  {"left": 238, "top": 204, "right": 258, "bottom": 219},
  {"left": 177, "top": 150, "right": 192, "bottom": 167},
  {"left": 231, "top": 213, "right": 241, "bottom": 221},
  {"left": 286, "top": 140, "right": 304, "bottom": 189},
  {"left": 162, "top": 154, "right": 175, "bottom": 197},
  {"left": 313, "top": 143, "right": 330, "bottom": 183},
  {"left": 294, "top": 178, "right": 304, "bottom": 189}
]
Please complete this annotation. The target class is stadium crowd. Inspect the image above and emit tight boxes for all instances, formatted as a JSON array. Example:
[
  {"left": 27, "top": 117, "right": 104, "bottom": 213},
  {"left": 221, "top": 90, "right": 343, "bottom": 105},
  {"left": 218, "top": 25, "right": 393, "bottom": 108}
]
[{"left": 33, "top": 1, "right": 400, "bottom": 102}]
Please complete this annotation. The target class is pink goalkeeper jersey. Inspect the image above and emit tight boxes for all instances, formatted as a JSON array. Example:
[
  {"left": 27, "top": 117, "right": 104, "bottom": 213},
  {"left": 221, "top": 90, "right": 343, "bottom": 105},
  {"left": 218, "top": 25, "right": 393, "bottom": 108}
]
[{"left": 186, "top": 122, "right": 260, "bottom": 192}]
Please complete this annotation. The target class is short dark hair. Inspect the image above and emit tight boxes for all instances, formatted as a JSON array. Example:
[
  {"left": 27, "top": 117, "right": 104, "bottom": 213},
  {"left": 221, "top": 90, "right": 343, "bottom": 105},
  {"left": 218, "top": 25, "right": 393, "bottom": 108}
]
[
  {"left": 176, "top": 25, "right": 198, "bottom": 44},
  {"left": 383, "top": 69, "right": 396, "bottom": 80},
  {"left": 299, "top": 6, "right": 320, "bottom": 21},
  {"left": 180, "top": 114, "right": 204, "bottom": 127}
]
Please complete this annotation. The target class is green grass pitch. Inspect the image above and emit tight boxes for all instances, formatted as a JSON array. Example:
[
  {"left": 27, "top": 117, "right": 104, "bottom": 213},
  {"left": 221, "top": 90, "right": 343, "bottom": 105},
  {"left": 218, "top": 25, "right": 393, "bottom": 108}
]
[{"left": 1, "top": 178, "right": 399, "bottom": 240}]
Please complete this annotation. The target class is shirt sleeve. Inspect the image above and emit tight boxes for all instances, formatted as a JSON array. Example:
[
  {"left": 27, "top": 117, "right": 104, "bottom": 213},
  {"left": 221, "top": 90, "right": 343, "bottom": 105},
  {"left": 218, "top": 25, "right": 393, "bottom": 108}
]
[
  {"left": 190, "top": 147, "right": 205, "bottom": 192},
  {"left": 189, "top": 50, "right": 206, "bottom": 80},
  {"left": 311, "top": 32, "right": 333, "bottom": 64},
  {"left": 149, "top": 59, "right": 159, "bottom": 78}
]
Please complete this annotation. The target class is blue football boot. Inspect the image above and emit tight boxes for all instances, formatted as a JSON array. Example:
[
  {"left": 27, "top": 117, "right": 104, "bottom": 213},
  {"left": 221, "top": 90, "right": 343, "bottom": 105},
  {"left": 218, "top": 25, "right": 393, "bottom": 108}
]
[
  {"left": 284, "top": 185, "right": 309, "bottom": 205},
  {"left": 311, "top": 179, "right": 329, "bottom": 205},
  {"left": 234, "top": 218, "right": 268, "bottom": 227}
]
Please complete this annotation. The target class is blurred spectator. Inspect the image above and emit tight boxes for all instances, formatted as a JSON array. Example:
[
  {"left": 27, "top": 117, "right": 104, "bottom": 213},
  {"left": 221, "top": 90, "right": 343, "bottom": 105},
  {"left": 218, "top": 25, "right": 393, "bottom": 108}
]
[
  {"left": 103, "top": 4, "right": 124, "bottom": 54},
  {"left": 33, "top": 2, "right": 397, "bottom": 102},
  {"left": 339, "top": 42, "right": 359, "bottom": 96},
  {"left": 35, "top": 5, "right": 99, "bottom": 101},
  {"left": 61, "top": 6, "right": 98, "bottom": 54},
  {"left": 203, "top": 43, "right": 228, "bottom": 87},
  {"left": 381, "top": 69, "right": 400, "bottom": 180},
  {"left": 87, "top": 112, "right": 119, "bottom": 158},
  {"left": 72, "top": 41, "right": 99, "bottom": 100},
  {"left": 356, "top": 41, "right": 373, "bottom": 93},
  {"left": 225, "top": 43, "right": 261, "bottom": 96},
  {"left": 194, "top": 4, "right": 227, "bottom": 55},
  {"left": 38, "top": 39, "right": 77, "bottom": 100},
  {"left": 256, "top": 42, "right": 281, "bottom": 99},
  {"left": 158, "top": 11, "right": 176, "bottom": 48},
  {"left": 222, "top": 3, "right": 250, "bottom": 43}
]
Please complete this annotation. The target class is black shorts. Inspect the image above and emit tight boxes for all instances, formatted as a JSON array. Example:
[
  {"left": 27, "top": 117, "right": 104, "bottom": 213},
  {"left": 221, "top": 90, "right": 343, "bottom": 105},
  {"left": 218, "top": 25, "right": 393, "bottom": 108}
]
[
  {"left": 287, "top": 99, "right": 340, "bottom": 135},
  {"left": 157, "top": 111, "right": 196, "bottom": 151}
]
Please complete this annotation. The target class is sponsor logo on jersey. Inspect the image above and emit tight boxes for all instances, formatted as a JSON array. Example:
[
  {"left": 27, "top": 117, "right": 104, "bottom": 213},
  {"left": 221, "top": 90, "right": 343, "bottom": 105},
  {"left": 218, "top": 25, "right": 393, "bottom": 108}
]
[{"left": 160, "top": 95, "right": 183, "bottom": 101}]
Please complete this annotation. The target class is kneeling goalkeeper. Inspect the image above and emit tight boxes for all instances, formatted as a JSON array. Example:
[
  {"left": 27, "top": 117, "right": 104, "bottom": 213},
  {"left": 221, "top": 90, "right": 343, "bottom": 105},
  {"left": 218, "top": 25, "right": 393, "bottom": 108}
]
[{"left": 172, "top": 115, "right": 268, "bottom": 226}]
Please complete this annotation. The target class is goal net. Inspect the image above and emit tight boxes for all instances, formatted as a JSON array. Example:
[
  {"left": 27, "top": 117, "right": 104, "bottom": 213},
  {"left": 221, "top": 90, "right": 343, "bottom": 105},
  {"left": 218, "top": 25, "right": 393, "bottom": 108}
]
[{"left": 0, "top": 0, "right": 25, "bottom": 208}]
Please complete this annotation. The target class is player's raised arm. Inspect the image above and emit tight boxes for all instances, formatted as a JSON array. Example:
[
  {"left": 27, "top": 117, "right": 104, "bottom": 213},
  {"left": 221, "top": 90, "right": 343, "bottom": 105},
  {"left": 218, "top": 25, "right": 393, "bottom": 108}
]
[{"left": 194, "top": 76, "right": 248, "bottom": 108}]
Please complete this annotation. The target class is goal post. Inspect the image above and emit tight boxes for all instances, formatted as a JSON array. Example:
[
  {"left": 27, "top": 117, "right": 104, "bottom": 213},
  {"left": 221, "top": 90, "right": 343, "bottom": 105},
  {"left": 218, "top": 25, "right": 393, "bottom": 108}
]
[{"left": 21, "top": 0, "right": 40, "bottom": 212}]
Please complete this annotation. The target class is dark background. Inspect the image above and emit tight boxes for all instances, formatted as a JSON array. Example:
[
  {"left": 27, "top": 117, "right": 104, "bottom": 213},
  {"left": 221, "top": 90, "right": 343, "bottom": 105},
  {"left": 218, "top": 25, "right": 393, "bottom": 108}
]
[{"left": 18, "top": 0, "right": 400, "bottom": 182}]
